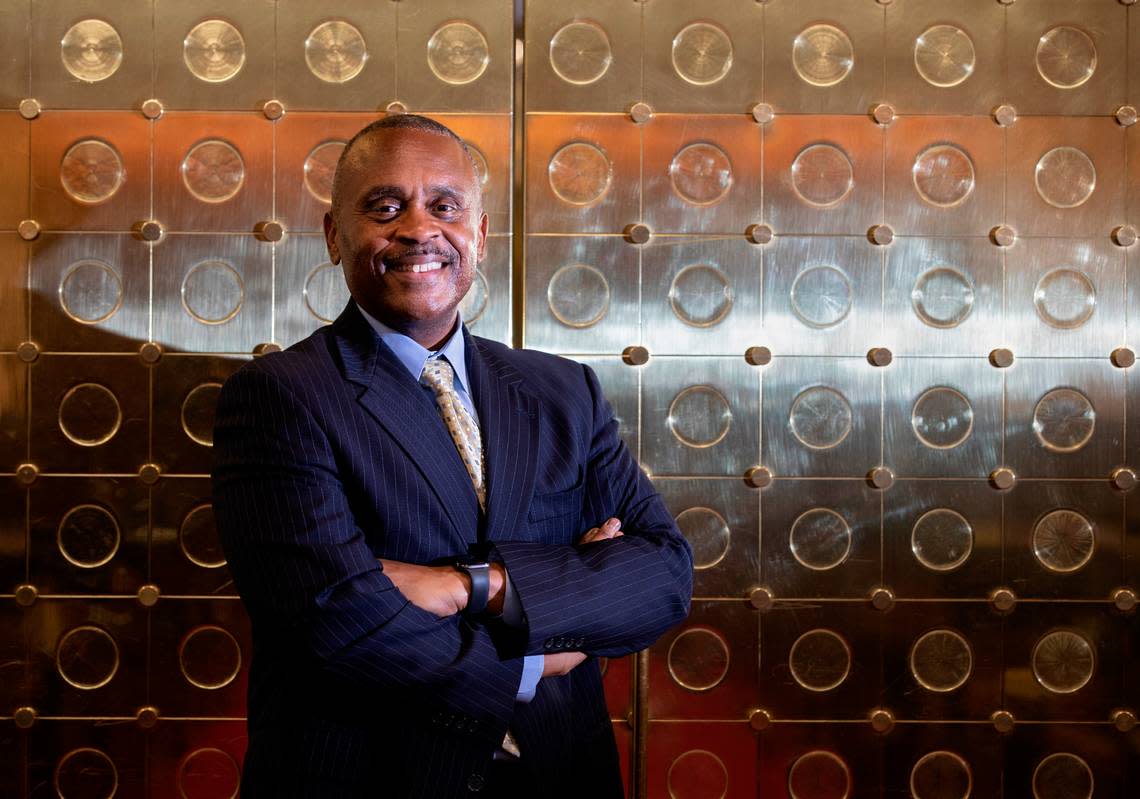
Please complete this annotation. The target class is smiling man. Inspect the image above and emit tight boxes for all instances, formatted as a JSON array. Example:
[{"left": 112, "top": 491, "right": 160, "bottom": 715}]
[{"left": 212, "top": 115, "right": 692, "bottom": 798}]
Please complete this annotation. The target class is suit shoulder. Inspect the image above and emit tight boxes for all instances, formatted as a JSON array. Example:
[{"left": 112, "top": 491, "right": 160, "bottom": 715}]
[
  {"left": 222, "top": 326, "right": 338, "bottom": 393},
  {"left": 472, "top": 337, "right": 594, "bottom": 397}
]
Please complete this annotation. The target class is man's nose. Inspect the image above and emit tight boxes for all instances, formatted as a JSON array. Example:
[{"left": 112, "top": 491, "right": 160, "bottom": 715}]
[{"left": 394, "top": 205, "right": 440, "bottom": 242}]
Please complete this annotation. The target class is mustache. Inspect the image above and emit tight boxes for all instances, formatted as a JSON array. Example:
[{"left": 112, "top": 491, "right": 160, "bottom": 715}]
[{"left": 382, "top": 245, "right": 455, "bottom": 262}]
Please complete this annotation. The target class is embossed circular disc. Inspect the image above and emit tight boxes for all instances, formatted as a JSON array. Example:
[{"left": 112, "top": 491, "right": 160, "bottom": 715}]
[
  {"left": 180, "top": 626, "right": 242, "bottom": 689},
  {"left": 1032, "top": 752, "right": 1093, "bottom": 799},
  {"left": 1033, "top": 509, "right": 1095, "bottom": 573},
  {"left": 182, "top": 140, "right": 245, "bottom": 203},
  {"left": 1032, "top": 388, "right": 1095, "bottom": 453},
  {"left": 669, "top": 143, "right": 733, "bottom": 206},
  {"left": 182, "top": 260, "right": 244, "bottom": 325},
  {"left": 181, "top": 382, "right": 222, "bottom": 446},
  {"left": 459, "top": 269, "right": 489, "bottom": 324},
  {"left": 668, "top": 264, "right": 733, "bottom": 327},
  {"left": 549, "top": 20, "right": 612, "bottom": 85},
  {"left": 58, "top": 505, "right": 120, "bottom": 568},
  {"left": 303, "top": 262, "right": 350, "bottom": 323},
  {"left": 912, "top": 387, "right": 974, "bottom": 449},
  {"left": 789, "top": 629, "right": 851, "bottom": 692},
  {"left": 789, "top": 508, "right": 851, "bottom": 571},
  {"left": 59, "top": 383, "right": 122, "bottom": 447},
  {"left": 184, "top": 19, "right": 246, "bottom": 83},
  {"left": 547, "top": 142, "right": 612, "bottom": 206},
  {"left": 790, "top": 265, "right": 852, "bottom": 328},
  {"left": 667, "top": 750, "right": 728, "bottom": 799},
  {"left": 667, "top": 386, "right": 732, "bottom": 449},
  {"left": 788, "top": 751, "right": 851, "bottom": 799},
  {"left": 57, "top": 626, "right": 119, "bottom": 689},
  {"left": 912, "top": 145, "right": 975, "bottom": 208},
  {"left": 671, "top": 22, "right": 733, "bottom": 85},
  {"left": 303, "top": 141, "right": 345, "bottom": 204},
  {"left": 675, "top": 507, "right": 731, "bottom": 570},
  {"left": 1034, "top": 147, "right": 1096, "bottom": 209},
  {"left": 792, "top": 24, "right": 854, "bottom": 87},
  {"left": 910, "top": 629, "right": 973, "bottom": 692},
  {"left": 790, "top": 387, "right": 853, "bottom": 450},
  {"left": 427, "top": 22, "right": 489, "bottom": 85},
  {"left": 1035, "top": 26, "right": 1097, "bottom": 89},
  {"left": 911, "top": 509, "right": 973, "bottom": 572},
  {"left": 59, "top": 260, "right": 123, "bottom": 324},
  {"left": 911, "top": 267, "right": 975, "bottom": 329},
  {"left": 180, "top": 504, "right": 226, "bottom": 568},
  {"left": 305, "top": 20, "right": 367, "bottom": 83},
  {"left": 666, "top": 627, "right": 730, "bottom": 691},
  {"left": 60, "top": 140, "right": 125, "bottom": 204},
  {"left": 1033, "top": 268, "right": 1096, "bottom": 329},
  {"left": 910, "top": 751, "right": 972, "bottom": 799},
  {"left": 547, "top": 263, "right": 610, "bottom": 328},
  {"left": 791, "top": 144, "right": 854, "bottom": 207},
  {"left": 1031, "top": 630, "right": 1094, "bottom": 693},
  {"left": 61, "top": 19, "right": 123, "bottom": 83},
  {"left": 55, "top": 748, "right": 118, "bottom": 799},
  {"left": 178, "top": 747, "right": 241, "bottom": 799},
  {"left": 914, "top": 25, "right": 976, "bottom": 88}
]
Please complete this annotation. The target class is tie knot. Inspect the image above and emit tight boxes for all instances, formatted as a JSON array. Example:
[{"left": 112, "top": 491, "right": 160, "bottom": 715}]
[{"left": 420, "top": 358, "right": 455, "bottom": 393}]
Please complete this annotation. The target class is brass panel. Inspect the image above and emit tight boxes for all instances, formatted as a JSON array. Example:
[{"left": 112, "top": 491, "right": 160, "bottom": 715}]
[
  {"left": 152, "top": 355, "right": 245, "bottom": 475},
  {"left": 149, "top": 599, "right": 249, "bottom": 717},
  {"left": 882, "top": 724, "right": 1002, "bottom": 798},
  {"left": 1128, "top": 123, "right": 1139, "bottom": 230},
  {"left": 27, "top": 721, "right": 146, "bottom": 799},
  {"left": 0, "top": 0, "right": 30, "bottom": 109},
  {"left": 463, "top": 234, "right": 512, "bottom": 346},
  {"left": 647, "top": 720, "right": 755, "bottom": 799},
  {"left": 0, "top": 113, "right": 30, "bottom": 228},
  {"left": 0, "top": 234, "right": 29, "bottom": 351},
  {"left": 150, "top": 477, "right": 238, "bottom": 598},
  {"left": 758, "top": 724, "right": 882, "bottom": 798},
  {"left": 0, "top": 482, "right": 26, "bottom": 593},
  {"left": 602, "top": 654, "right": 633, "bottom": 721},
  {"left": 0, "top": 355, "right": 27, "bottom": 471},
  {"left": 1005, "top": 725, "right": 1127, "bottom": 798},
  {"left": 576, "top": 356, "right": 638, "bottom": 458},
  {"left": 147, "top": 720, "right": 246, "bottom": 799}
]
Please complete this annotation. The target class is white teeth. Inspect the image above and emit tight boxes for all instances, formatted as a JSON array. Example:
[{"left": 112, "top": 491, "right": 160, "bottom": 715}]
[{"left": 410, "top": 261, "right": 443, "bottom": 273}]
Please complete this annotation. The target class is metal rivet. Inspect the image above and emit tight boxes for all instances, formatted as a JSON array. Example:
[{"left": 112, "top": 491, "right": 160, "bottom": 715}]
[
  {"left": 17, "top": 219, "right": 40, "bottom": 240},
  {"left": 137, "top": 584, "right": 160, "bottom": 607},
  {"left": 18, "top": 98, "right": 41, "bottom": 120},
  {"left": 990, "top": 587, "right": 1016, "bottom": 613},
  {"left": 993, "top": 105, "right": 1017, "bottom": 127},
  {"left": 254, "top": 342, "right": 282, "bottom": 356},
  {"left": 629, "top": 102, "right": 653, "bottom": 124},
  {"left": 138, "top": 464, "right": 161, "bottom": 485},
  {"left": 870, "top": 587, "right": 895, "bottom": 611},
  {"left": 868, "top": 468, "right": 894, "bottom": 490},
  {"left": 623, "top": 223, "right": 651, "bottom": 245},
  {"left": 14, "top": 584, "right": 37, "bottom": 607},
  {"left": 13, "top": 707, "right": 36, "bottom": 729},
  {"left": 991, "top": 710, "right": 1015, "bottom": 733},
  {"left": 745, "top": 466, "right": 772, "bottom": 488},
  {"left": 17, "top": 341, "right": 40, "bottom": 363},
  {"left": 1113, "top": 588, "right": 1137, "bottom": 612},
  {"left": 871, "top": 103, "right": 895, "bottom": 126},
  {"left": 748, "top": 586, "right": 774, "bottom": 611},
  {"left": 141, "top": 99, "right": 164, "bottom": 120},
  {"left": 991, "top": 225, "right": 1016, "bottom": 247},
  {"left": 621, "top": 345, "right": 649, "bottom": 366},
  {"left": 867, "top": 347, "right": 892, "bottom": 367},
  {"left": 1116, "top": 105, "right": 1139, "bottom": 126},
  {"left": 16, "top": 464, "right": 38, "bottom": 485},
  {"left": 990, "top": 468, "right": 1015, "bottom": 490},
  {"left": 989, "top": 348, "right": 1014, "bottom": 368},
  {"left": 1112, "top": 225, "right": 1137, "bottom": 247},
  {"left": 255, "top": 220, "right": 285, "bottom": 242},
  {"left": 749, "top": 708, "right": 772, "bottom": 731},
  {"left": 138, "top": 342, "right": 163, "bottom": 364},
  {"left": 869, "top": 224, "right": 894, "bottom": 246},
  {"left": 262, "top": 99, "right": 285, "bottom": 120},
  {"left": 869, "top": 708, "right": 895, "bottom": 733},
  {"left": 1121, "top": 0, "right": 1138, "bottom": 7},
  {"left": 1111, "top": 709, "right": 1137, "bottom": 732},
  {"left": 744, "top": 346, "right": 772, "bottom": 366},
  {"left": 133, "top": 220, "right": 164, "bottom": 242},
  {"left": 1111, "top": 468, "right": 1137, "bottom": 491},
  {"left": 750, "top": 103, "right": 774, "bottom": 124},
  {"left": 1111, "top": 347, "right": 1136, "bottom": 368},
  {"left": 136, "top": 706, "right": 159, "bottom": 729},
  {"left": 386, "top": 101, "right": 408, "bottom": 116},
  {"left": 745, "top": 223, "right": 773, "bottom": 245}
]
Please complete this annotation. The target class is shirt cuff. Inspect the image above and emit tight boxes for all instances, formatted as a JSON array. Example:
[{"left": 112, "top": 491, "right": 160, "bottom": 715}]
[{"left": 515, "top": 655, "right": 543, "bottom": 703}]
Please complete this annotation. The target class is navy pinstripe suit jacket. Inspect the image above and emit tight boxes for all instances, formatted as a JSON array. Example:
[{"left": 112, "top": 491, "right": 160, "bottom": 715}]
[{"left": 212, "top": 303, "right": 693, "bottom": 798}]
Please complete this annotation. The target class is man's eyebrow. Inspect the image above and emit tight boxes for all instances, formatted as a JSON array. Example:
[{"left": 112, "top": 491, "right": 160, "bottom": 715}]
[
  {"left": 358, "top": 185, "right": 406, "bottom": 204},
  {"left": 427, "top": 185, "right": 468, "bottom": 203}
]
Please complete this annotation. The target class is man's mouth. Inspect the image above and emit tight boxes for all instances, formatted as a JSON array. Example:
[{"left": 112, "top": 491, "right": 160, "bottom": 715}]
[{"left": 381, "top": 253, "right": 451, "bottom": 274}]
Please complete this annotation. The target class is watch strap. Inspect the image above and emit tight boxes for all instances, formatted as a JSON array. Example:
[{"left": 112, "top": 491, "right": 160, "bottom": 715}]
[{"left": 457, "top": 561, "right": 491, "bottom": 616}]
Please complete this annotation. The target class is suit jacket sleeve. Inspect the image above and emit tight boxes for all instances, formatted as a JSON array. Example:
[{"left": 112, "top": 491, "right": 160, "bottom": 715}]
[{"left": 492, "top": 363, "right": 694, "bottom": 658}]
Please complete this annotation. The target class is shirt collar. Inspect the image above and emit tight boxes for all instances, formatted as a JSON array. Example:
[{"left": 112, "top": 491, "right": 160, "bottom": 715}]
[{"left": 356, "top": 303, "right": 471, "bottom": 394}]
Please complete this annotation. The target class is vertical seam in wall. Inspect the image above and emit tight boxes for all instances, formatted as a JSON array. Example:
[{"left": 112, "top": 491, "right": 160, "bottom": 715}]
[{"left": 512, "top": 2, "right": 526, "bottom": 350}]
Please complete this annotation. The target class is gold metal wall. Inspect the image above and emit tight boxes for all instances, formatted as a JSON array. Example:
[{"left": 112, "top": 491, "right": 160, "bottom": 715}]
[{"left": 1, "top": 0, "right": 1138, "bottom": 797}]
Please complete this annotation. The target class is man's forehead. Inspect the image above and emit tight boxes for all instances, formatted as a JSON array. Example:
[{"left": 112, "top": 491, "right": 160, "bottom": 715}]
[{"left": 347, "top": 128, "right": 477, "bottom": 182}]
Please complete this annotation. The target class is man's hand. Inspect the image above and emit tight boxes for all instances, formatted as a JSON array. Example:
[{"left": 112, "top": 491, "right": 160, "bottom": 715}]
[
  {"left": 578, "top": 517, "right": 623, "bottom": 545},
  {"left": 379, "top": 559, "right": 507, "bottom": 618},
  {"left": 542, "top": 651, "right": 588, "bottom": 677}
]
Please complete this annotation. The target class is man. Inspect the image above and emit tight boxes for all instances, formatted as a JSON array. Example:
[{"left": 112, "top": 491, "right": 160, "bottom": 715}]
[{"left": 212, "top": 115, "right": 692, "bottom": 798}]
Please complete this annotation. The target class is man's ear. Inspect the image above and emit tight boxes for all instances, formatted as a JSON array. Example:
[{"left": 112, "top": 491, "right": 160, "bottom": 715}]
[
  {"left": 323, "top": 211, "right": 340, "bottom": 264},
  {"left": 475, "top": 211, "right": 488, "bottom": 263}
]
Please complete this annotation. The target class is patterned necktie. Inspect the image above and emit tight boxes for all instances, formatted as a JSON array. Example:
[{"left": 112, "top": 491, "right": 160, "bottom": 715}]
[{"left": 420, "top": 358, "right": 486, "bottom": 508}]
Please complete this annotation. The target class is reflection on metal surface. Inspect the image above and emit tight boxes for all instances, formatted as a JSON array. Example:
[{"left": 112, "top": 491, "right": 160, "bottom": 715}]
[
  {"left": 791, "top": 145, "right": 855, "bottom": 207},
  {"left": 181, "top": 260, "right": 245, "bottom": 325},
  {"left": 303, "top": 141, "right": 346, "bottom": 204},
  {"left": 668, "top": 264, "right": 733, "bottom": 327},
  {"left": 910, "top": 750, "right": 972, "bottom": 799},
  {"left": 549, "top": 20, "right": 612, "bottom": 85},
  {"left": 675, "top": 507, "right": 731, "bottom": 570},
  {"left": 182, "top": 140, "right": 246, "bottom": 203},
  {"left": 1034, "top": 147, "right": 1096, "bottom": 209},
  {"left": 178, "top": 747, "right": 241, "bottom": 799},
  {"left": 59, "top": 383, "right": 122, "bottom": 447},
  {"left": 911, "top": 387, "right": 974, "bottom": 449},
  {"left": 54, "top": 747, "right": 118, "bottom": 799},
  {"left": 58, "top": 504, "right": 120, "bottom": 568},
  {"left": 789, "top": 507, "right": 851, "bottom": 571},
  {"left": 303, "top": 262, "right": 350, "bottom": 324},
  {"left": 792, "top": 25, "right": 854, "bottom": 87},
  {"left": 1033, "top": 268, "right": 1096, "bottom": 329},
  {"left": 667, "top": 749, "right": 728, "bottom": 799},
  {"left": 464, "top": 142, "right": 489, "bottom": 186},
  {"left": 909, "top": 629, "right": 973, "bottom": 692},
  {"left": 1032, "top": 752, "right": 1093, "bottom": 799},
  {"left": 788, "top": 750, "right": 850, "bottom": 799},
  {"left": 1032, "top": 389, "right": 1095, "bottom": 453},
  {"left": 56, "top": 625, "right": 120, "bottom": 690},
  {"left": 789, "top": 387, "right": 853, "bottom": 450},
  {"left": 1031, "top": 630, "right": 1094, "bottom": 694},
  {"left": 61, "top": 20, "right": 123, "bottom": 83},
  {"left": 60, "top": 140, "right": 125, "bottom": 204},
  {"left": 911, "top": 267, "right": 975, "bottom": 329},
  {"left": 546, "top": 263, "right": 610, "bottom": 328},
  {"left": 671, "top": 22, "right": 733, "bottom": 86},
  {"left": 911, "top": 509, "right": 973, "bottom": 572},
  {"left": 914, "top": 25, "right": 975, "bottom": 88},
  {"left": 790, "top": 265, "right": 852, "bottom": 328},
  {"left": 547, "top": 142, "right": 612, "bottom": 205},
  {"left": 669, "top": 143, "right": 733, "bottom": 206},
  {"left": 1035, "top": 26, "right": 1097, "bottom": 89},
  {"left": 180, "top": 504, "right": 226, "bottom": 568},
  {"left": 667, "top": 385, "right": 733, "bottom": 449},
  {"left": 181, "top": 382, "right": 223, "bottom": 447},
  {"left": 666, "top": 627, "right": 730, "bottom": 691},
  {"left": 180, "top": 625, "right": 242, "bottom": 689},
  {"left": 912, "top": 145, "right": 975, "bottom": 208},
  {"left": 305, "top": 20, "right": 367, "bottom": 83},
  {"left": 59, "top": 260, "right": 124, "bottom": 324},
  {"left": 1032, "top": 509, "right": 1095, "bottom": 572},
  {"left": 459, "top": 269, "right": 489, "bottom": 323},
  {"left": 427, "top": 22, "right": 490, "bottom": 85},
  {"left": 789, "top": 629, "right": 851, "bottom": 691},
  {"left": 184, "top": 19, "right": 246, "bottom": 83}
]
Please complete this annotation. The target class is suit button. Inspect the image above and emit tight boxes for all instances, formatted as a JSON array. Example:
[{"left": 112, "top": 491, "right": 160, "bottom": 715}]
[
  {"left": 544, "top": 638, "right": 554, "bottom": 648},
  {"left": 467, "top": 773, "right": 485, "bottom": 792}
]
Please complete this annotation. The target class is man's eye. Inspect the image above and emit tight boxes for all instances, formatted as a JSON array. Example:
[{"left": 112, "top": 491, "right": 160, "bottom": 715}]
[
  {"left": 372, "top": 204, "right": 400, "bottom": 216},
  {"left": 434, "top": 202, "right": 460, "bottom": 214}
]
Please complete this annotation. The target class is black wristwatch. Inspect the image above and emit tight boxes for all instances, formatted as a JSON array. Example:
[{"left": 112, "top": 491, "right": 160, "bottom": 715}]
[{"left": 454, "top": 558, "right": 492, "bottom": 617}]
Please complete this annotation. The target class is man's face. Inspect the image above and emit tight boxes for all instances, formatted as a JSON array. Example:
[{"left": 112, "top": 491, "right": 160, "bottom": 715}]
[{"left": 324, "top": 127, "right": 487, "bottom": 348}]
